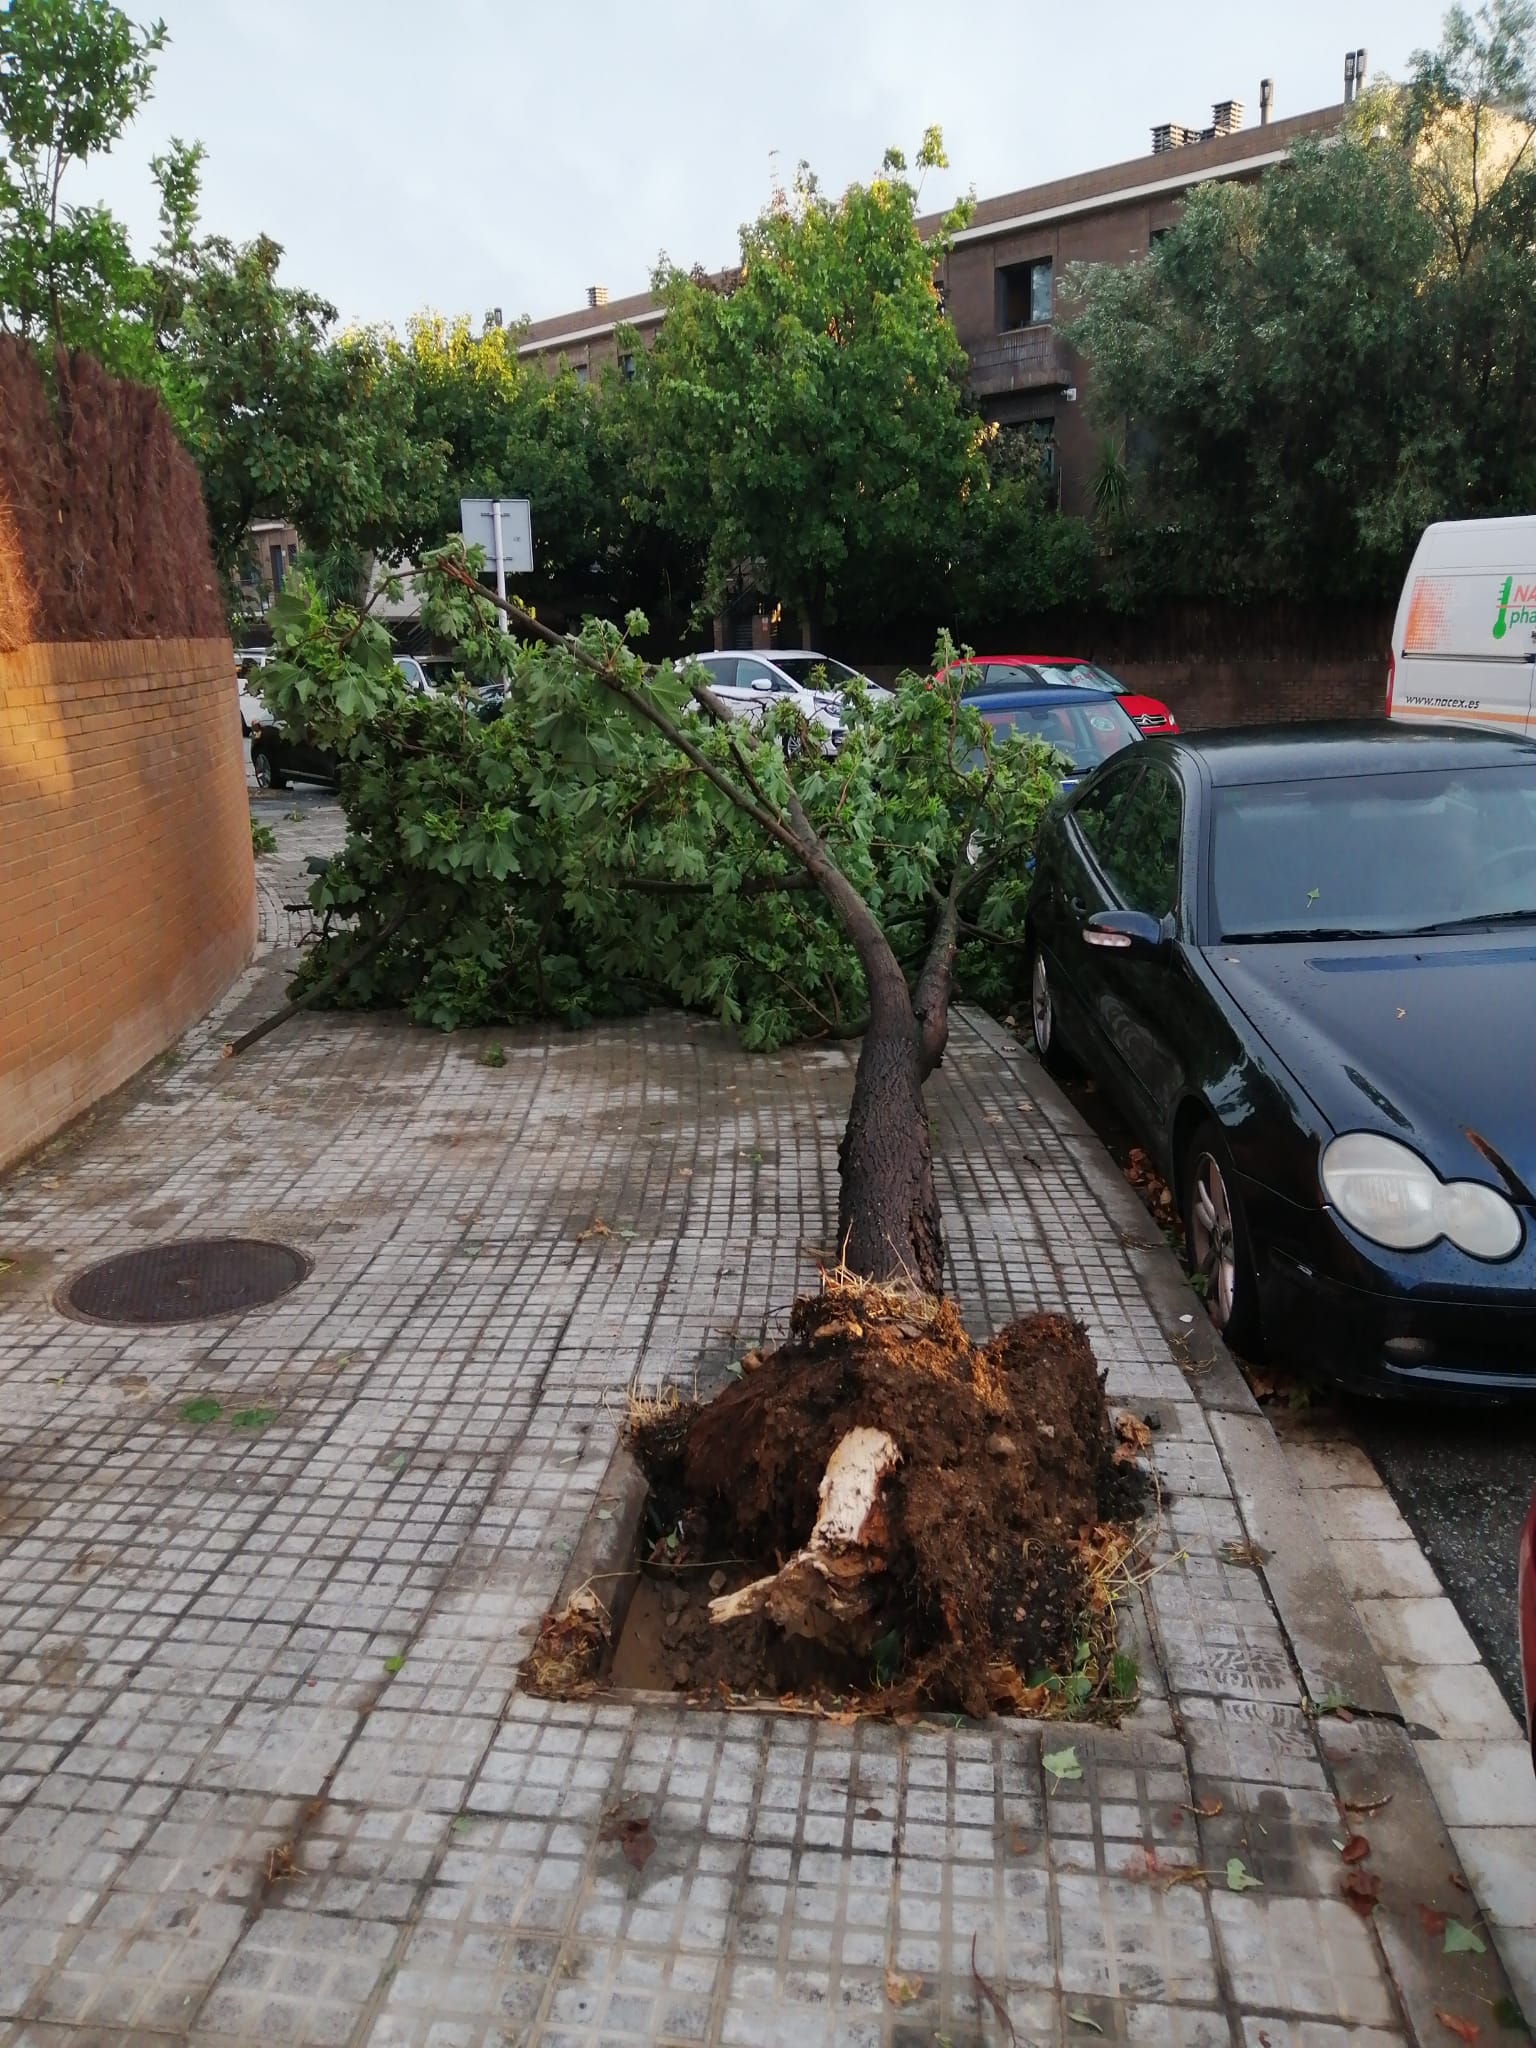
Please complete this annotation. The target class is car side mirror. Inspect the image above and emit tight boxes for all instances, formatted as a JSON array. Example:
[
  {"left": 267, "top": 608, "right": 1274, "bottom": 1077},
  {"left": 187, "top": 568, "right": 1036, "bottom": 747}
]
[{"left": 1083, "top": 909, "right": 1167, "bottom": 953}]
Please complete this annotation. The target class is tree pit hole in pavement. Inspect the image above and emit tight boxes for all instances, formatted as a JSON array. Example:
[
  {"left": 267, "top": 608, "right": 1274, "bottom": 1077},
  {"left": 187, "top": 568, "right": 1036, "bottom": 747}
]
[{"left": 523, "top": 1274, "right": 1153, "bottom": 1721}]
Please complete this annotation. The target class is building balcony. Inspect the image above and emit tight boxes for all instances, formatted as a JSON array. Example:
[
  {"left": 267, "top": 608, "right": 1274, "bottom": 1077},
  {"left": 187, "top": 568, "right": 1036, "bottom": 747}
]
[{"left": 965, "top": 325, "right": 1068, "bottom": 398}]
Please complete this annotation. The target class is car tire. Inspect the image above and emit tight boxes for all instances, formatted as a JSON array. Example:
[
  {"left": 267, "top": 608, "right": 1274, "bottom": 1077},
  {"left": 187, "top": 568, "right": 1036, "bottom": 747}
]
[
  {"left": 1182, "top": 1119, "right": 1263, "bottom": 1357},
  {"left": 251, "top": 746, "right": 285, "bottom": 791},
  {"left": 1029, "top": 944, "right": 1076, "bottom": 1076}
]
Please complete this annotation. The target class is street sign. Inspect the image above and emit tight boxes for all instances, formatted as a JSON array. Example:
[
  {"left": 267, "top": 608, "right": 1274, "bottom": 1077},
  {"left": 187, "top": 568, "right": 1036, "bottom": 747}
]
[{"left": 458, "top": 497, "right": 533, "bottom": 604}]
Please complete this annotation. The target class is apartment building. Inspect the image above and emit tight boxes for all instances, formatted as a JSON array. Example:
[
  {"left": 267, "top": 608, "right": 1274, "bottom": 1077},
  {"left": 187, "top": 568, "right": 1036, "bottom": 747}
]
[{"left": 518, "top": 69, "right": 1355, "bottom": 514}]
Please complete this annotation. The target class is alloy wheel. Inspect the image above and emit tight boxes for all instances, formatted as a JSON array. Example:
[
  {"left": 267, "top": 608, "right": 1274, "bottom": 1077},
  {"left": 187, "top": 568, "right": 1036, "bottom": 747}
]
[
  {"left": 1031, "top": 950, "right": 1053, "bottom": 1054},
  {"left": 1190, "top": 1152, "right": 1238, "bottom": 1328}
]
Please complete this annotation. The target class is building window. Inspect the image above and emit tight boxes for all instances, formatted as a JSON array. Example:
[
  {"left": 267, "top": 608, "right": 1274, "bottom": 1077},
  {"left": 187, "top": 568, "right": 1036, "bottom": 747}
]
[
  {"left": 1149, "top": 226, "right": 1171, "bottom": 250},
  {"left": 269, "top": 544, "right": 285, "bottom": 593},
  {"left": 573, "top": 361, "right": 590, "bottom": 386},
  {"left": 996, "top": 257, "right": 1053, "bottom": 332},
  {"left": 1026, "top": 418, "right": 1057, "bottom": 479},
  {"left": 619, "top": 352, "right": 635, "bottom": 380}
]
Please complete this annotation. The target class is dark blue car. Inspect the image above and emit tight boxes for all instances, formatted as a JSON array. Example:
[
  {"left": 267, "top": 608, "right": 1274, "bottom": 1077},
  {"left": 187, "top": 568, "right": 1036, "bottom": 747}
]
[
  {"left": 1025, "top": 722, "right": 1536, "bottom": 1398},
  {"left": 960, "top": 681, "right": 1142, "bottom": 789}
]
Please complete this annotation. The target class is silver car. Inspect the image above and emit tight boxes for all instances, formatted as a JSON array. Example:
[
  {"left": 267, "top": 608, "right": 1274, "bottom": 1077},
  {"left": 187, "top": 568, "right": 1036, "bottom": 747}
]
[{"left": 682, "top": 651, "right": 883, "bottom": 740}]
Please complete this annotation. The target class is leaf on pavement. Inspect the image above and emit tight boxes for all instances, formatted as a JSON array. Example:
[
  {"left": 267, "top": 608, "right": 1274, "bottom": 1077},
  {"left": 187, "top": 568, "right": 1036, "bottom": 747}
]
[
  {"left": 1436, "top": 2012, "right": 1480, "bottom": 2045},
  {"left": 1443, "top": 1919, "right": 1486, "bottom": 1956},
  {"left": 1067, "top": 2012, "right": 1105, "bottom": 2033},
  {"left": 1226, "top": 1858, "right": 1262, "bottom": 1891},
  {"left": 1418, "top": 1904, "right": 1448, "bottom": 1937},
  {"left": 1043, "top": 1746, "right": 1082, "bottom": 1786},
  {"left": 1341, "top": 1869, "right": 1382, "bottom": 1915},
  {"left": 575, "top": 1217, "right": 610, "bottom": 1244},
  {"left": 1492, "top": 1996, "right": 1525, "bottom": 2029},
  {"left": 885, "top": 1971, "right": 923, "bottom": 2007},
  {"left": 1340, "top": 1833, "right": 1371, "bottom": 1864}
]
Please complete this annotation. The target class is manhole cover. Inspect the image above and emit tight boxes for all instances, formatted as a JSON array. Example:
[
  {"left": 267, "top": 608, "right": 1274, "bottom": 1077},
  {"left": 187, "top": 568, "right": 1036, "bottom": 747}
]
[{"left": 60, "top": 1238, "right": 310, "bottom": 1326}]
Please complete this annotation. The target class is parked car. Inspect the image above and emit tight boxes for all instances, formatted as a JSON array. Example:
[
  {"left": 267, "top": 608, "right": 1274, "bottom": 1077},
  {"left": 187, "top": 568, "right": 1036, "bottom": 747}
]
[
  {"left": 960, "top": 679, "right": 1142, "bottom": 790},
  {"left": 938, "top": 655, "right": 1178, "bottom": 735},
  {"left": 248, "top": 717, "right": 337, "bottom": 791},
  {"left": 1389, "top": 515, "right": 1536, "bottom": 737},
  {"left": 248, "top": 655, "right": 429, "bottom": 788},
  {"left": 1521, "top": 1481, "right": 1536, "bottom": 1769},
  {"left": 681, "top": 651, "right": 876, "bottom": 741},
  {"left": 1025, "top": 721, "right": 1536, "bottom": 1397}
]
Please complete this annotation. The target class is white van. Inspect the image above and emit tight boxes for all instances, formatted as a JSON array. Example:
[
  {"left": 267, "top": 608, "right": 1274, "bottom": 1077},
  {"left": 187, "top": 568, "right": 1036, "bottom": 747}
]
[{"left": 1389, "top": 516, "right": 1536, "bottom": 735}]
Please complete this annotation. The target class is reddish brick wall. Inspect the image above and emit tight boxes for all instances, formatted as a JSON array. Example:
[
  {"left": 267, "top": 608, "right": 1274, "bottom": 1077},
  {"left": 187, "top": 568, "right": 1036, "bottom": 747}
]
[
  {"left": 1100, "top": 655, "right": 1388, "bottom": 729},
  {"left": 0, "top": 637, "right": 256, "bottom": 1172}
]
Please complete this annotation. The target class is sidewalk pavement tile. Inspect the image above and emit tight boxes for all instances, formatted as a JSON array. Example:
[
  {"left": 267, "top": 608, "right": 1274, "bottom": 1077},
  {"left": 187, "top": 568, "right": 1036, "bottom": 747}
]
[{"left": 0, "top": 821, "right": 1516, "bottom": 2043}]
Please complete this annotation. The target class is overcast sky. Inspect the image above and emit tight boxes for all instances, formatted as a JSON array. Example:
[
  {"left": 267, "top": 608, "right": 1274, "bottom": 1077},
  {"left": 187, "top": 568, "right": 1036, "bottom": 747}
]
[{"left": 81, "top": 0, "right": 1452, "bottom": 334}]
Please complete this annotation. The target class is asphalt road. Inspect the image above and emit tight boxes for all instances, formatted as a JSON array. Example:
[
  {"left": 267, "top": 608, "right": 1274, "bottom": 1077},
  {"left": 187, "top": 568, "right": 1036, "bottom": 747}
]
[
  {"left": 1055, "top": 1063, "right": 1534, "bottom": 1721},
  {"left": 1347, "top": 1400, "right": 1536, "bottom": 1716}
]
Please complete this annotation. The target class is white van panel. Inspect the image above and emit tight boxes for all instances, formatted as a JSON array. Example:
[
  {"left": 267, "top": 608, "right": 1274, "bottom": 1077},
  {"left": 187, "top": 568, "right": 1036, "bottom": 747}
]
[{"left": 1391, "top": 518, "right": 1536, "bottom": 735}]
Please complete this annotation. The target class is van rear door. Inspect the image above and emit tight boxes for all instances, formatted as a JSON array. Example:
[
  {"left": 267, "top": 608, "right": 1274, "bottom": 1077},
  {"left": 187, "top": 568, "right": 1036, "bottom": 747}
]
[{"left": 1392, "top": 529, "right": 1536, "bottom": 735}]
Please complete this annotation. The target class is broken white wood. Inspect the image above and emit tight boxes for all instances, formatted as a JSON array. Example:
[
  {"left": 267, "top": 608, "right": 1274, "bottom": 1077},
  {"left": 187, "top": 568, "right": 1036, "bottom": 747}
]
[{"left": 709, "top": 1427, "right": 900, "bottom": 1643}]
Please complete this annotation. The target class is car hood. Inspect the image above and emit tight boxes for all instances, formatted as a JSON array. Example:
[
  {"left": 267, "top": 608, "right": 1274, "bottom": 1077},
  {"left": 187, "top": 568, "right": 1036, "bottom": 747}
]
[{"left": 1206, "top": 934, "right": 1536, "bottom": 1195}]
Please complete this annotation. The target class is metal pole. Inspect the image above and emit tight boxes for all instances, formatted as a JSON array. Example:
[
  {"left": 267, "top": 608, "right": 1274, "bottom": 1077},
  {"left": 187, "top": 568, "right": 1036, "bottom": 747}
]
[{"left": 491, "top": 499, "right": 507, "bottom": 609}]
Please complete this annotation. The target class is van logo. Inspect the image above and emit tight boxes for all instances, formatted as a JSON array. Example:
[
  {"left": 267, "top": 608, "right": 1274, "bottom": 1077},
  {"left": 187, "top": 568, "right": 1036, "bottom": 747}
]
[{"left": 1493, "top": 575, "right": 1536, "bottom": 639}]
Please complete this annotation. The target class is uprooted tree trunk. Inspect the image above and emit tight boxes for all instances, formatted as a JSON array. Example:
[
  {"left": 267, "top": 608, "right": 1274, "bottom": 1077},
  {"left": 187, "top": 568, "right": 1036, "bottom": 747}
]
[{"left": 445, "top": 561, "right": 974, "bottom": 1298}]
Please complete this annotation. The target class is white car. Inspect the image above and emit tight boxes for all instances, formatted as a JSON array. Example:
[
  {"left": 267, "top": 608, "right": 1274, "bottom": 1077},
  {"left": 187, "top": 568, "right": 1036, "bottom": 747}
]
[{"left": 681, "top": 651, "right": 884, "bottom": 739}]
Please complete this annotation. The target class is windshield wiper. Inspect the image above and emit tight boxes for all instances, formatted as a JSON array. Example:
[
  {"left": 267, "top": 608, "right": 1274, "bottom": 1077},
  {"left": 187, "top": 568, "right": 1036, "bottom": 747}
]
[
  {"left": 1216, "top": 927, "right": 1398, "bottom": 943},
  {"left": 1394, "top": 908, "right": 1536, "bottom": 936},
  {"left": 1218, "top": 910, "right": 1536, "bottom": 944}
]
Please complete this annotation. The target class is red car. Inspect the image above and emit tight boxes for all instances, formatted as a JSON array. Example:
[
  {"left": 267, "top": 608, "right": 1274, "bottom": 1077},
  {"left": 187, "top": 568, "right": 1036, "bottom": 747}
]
[
  {"left": 1521, "top": 1483, "right": 1536, "bottom": 1770},
  {"left": 936, "top": 656, "right": 1179, "bottom": 735}
]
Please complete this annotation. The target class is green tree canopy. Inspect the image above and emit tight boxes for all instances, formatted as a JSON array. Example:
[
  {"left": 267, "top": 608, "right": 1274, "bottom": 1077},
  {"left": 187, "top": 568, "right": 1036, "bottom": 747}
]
[
  {"left": 1065, "top": 0, "right": 1536, "bottom": 604},
  {"left": 0, "top": 0, "right": 164, "bottom": 361},
  {"left": 637, "top": 134, "right": 1088, "bottom": 636}
]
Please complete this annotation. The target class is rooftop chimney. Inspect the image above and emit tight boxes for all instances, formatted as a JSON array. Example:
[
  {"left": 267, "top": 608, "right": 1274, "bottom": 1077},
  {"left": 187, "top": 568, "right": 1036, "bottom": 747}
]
[
  {"left": 1344, "top": 49, "right": 1368, "bottom": 101},
  {"left": 1211, "top": 98, "right": 1244, "bottom": 135},
  {"left": 1260, "top": 78, "right": 1274, "bottom": 125},
  {"left": 586, "top": 284, "right": 609, "bottom": 309}
]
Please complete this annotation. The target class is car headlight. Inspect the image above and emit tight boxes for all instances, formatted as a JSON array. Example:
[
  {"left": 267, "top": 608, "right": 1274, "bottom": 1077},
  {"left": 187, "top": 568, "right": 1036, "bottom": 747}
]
[{"left": 1321, "top": 1133, "right": 1522, "bottom": 1260}]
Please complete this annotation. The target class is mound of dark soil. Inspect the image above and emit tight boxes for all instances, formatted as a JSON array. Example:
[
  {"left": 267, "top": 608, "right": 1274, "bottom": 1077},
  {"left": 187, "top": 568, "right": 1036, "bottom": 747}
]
[{"left": 617, "top": 1278, "right": 1144, "bottom": 1718}]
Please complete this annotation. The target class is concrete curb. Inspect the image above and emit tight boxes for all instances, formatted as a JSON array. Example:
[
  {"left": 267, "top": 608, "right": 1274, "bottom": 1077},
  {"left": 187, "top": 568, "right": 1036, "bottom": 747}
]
[{"left": 963, "top": 1010, "right": 1531, "bottom": 2040}]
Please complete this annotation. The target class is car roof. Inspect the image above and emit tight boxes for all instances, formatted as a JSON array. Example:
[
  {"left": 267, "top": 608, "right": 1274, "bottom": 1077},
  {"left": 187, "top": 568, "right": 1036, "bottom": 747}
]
[
  {"left": 1153, "top": 720, "right": 1536, "bottom": 785},
  {"left": 960, "top": 684, "right": 1123, "bottom": 708},
  {"left": 700, "top": 649, "right": 834, "bottom": 661},
  {"left": 952, "top": 653, "right": 1094, "bottom": 666}
]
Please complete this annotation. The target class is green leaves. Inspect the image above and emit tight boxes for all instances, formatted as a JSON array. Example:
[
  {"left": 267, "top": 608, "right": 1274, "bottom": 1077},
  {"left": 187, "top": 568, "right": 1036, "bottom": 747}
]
[
  {"left": 1043, "top": 1746, "right": 1082, "bottom": 1786},
  {"left": 272, "top": 566, "right": 1060, "bottom": 1054},
  {"left": 178, "top": 1396, "right": 220, "bottom": 1425},
  {"left": 1443, "top": 1919, "right": 1486, "bottom": 1955},
  {"left": 1226, "top": 1858, "right": 1262, "bottom": 1891}
]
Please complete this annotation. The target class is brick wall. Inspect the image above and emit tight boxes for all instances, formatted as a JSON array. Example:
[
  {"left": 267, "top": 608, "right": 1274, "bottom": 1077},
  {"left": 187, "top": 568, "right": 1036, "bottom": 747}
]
[
  {"left": 0, "top": 637, "right": 256, "bottom": 1172},
  {"left": 1098, "top": 655, "right": 1388, "bottom": 729}
]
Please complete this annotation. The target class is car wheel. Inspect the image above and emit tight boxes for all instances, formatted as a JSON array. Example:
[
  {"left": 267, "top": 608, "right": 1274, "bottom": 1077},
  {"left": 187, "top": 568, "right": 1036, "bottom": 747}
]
[
  {"left": 251, "top": 746, "right": 285, "bottom": 791},
  {"left": 1183, "top": 1120, "right": 1263, "bottom": 1355},
  {"left": 1029, "top": 946, "right": 1075, "bottom": 1076}
]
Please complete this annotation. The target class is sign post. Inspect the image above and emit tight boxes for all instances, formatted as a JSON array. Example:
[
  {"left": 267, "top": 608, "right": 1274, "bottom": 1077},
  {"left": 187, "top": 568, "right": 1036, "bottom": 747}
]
[{"left": 458, "top": 497, "right": 533, "bottom": 603}]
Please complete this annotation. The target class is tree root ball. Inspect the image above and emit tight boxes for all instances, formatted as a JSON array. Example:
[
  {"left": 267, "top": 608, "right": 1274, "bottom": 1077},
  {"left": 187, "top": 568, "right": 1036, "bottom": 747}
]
[{"left": 629, "top": 1274, "right": 1141, "bottom": 1717}]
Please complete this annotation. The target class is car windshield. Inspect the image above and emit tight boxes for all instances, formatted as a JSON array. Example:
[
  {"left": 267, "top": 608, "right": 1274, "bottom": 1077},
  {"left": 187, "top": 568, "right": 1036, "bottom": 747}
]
[
  {"left": 976, "top": 696, "right": 1140, "bottom": 769},
  {"left": 395, "top": 657, "right": 426, "bottom": 688},
  {"left": 771, "top": 655, "right": 862, "bottom": 688},
  {"left": 1212, "top": 764, "right": 1536, "bottom": 940},
  {"left": 1055, "top": 661, "right": 1122, "bottom": 692}
]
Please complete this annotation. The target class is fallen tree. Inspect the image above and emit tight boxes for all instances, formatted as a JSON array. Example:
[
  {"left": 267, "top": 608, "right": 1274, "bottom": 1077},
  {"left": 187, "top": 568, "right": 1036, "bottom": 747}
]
[
  {"left": 259, "top": 550, "right": 1142, "bottom": 1703},
  {"left": 260, "top": 545, "right": 1059, "bottom": 1292}
]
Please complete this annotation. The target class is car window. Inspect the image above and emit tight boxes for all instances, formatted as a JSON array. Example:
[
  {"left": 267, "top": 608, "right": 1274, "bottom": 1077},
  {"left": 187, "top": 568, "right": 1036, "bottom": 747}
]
[
  {"left": 1212, "top": 763, "right": 1536, "bottom": 939},
  {"left": 1100, "top": 763, "right": 1182, "bottom": 918},
  {"left": 1071, "top": 759, "right": 1144, "bottom": 860},
  {"left": 772, "top": 655, "right": 860, "bottom": 688},
  {"left": 963, "top": 662, "right": 1044, "bottom": 694},
  {"left": 734, "top": 659, "right": 782, "bottom": 691},
  {"left": 1058, "top": 661, "right": 1122, "bottom": 692},
  {"left": 981, "top": 696, "right": 1140, "bottom": 771}
]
